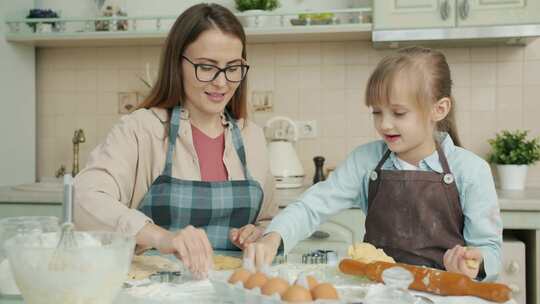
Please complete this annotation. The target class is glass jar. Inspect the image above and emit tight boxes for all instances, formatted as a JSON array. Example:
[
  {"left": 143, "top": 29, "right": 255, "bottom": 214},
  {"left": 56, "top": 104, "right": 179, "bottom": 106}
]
[
  {"left": 364, "top": 266, "right": 433, "bottom": 304},
  {"left": 0, "top": 216, "right": 59, "bottom": 297}
]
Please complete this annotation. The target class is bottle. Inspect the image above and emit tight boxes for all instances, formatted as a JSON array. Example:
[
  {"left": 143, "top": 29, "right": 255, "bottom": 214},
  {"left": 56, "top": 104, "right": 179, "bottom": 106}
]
[{"left": 313, "top": 156, "right": 326, "bottom": 184}]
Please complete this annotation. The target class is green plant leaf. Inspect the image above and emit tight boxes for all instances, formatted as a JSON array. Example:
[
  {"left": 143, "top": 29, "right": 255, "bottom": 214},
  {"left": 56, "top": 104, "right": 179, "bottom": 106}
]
[{"left": 487, "top": 130, "right": 540, "bottom": 165}]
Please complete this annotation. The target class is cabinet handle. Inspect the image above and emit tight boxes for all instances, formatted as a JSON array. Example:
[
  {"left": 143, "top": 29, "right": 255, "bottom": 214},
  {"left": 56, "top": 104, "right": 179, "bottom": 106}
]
[
  {"left": 459, "top": 0, "right": 470, "bottom": 20},
  {"left": 506, "top": 260, "right": 520, "bottom": 274},
  {"left": 509, "top": 283, "right": 520, "bottom": 294},
  {"left": 440, "top": 0, "right": 451, "bottom": 20}
]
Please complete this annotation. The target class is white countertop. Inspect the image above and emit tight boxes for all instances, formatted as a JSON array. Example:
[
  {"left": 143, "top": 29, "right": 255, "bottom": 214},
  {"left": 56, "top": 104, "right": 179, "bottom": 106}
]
[{"left": 2, "top": 183, "right": 540, "bottom": 211}]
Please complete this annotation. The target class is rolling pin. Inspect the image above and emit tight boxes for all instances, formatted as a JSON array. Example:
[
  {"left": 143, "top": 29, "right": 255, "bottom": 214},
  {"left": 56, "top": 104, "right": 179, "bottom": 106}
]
[{"left": 339, "top": 259, "right": 511, "bottom": 303}]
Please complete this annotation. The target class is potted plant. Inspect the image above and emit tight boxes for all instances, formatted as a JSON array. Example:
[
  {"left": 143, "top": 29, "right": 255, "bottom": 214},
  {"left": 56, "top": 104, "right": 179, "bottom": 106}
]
[
  {"left": 235, "top": 0, "right": 280, "bottom": 27},
  {"left": 488, "top": 130, "right": 540, "bottom": 190},
  {"left": 26, "top": 9, "right": 60, "bottom": 33}
]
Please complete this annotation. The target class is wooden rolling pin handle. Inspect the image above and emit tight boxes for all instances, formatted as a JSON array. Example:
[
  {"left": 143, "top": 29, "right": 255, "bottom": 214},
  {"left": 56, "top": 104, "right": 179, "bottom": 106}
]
[{"left": 339, "top": 259, "right": 511, "bottom": 303}]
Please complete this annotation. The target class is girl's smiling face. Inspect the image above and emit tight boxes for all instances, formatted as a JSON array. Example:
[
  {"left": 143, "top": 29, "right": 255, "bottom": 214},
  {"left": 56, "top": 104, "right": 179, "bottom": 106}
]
[{"left": 371, "top": 72, "right": 439, "bottom": 165}]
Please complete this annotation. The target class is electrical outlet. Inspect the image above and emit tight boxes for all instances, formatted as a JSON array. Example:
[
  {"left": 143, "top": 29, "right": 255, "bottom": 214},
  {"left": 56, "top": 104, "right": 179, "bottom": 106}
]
[
  {"left": 118, "top": 92, "right": 144, "bottom": 114},
  {"left": 296, "top": 120, "right": 318, "bottom": 139},
  {"left": 251, "top": 90, "right": 273, "bottom": 112}
]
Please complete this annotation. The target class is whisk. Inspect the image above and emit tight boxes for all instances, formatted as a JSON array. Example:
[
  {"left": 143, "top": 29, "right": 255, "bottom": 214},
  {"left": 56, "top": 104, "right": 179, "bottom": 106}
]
[{"left": 48, "top": 174, "right": 78, "bottom": 271}]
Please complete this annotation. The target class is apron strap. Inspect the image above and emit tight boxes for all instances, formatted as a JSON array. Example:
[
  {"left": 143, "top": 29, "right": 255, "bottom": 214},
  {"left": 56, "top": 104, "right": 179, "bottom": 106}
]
[
  {"left": 163, "top": 106, "right": 182, "bottom": 176},
  {"left": 163, "top": 106, "right": 253, "bottom": 179},
  {"left": 375, "top": 149, "right": 392, "bottom": 171},
  {"left": 436, "top": 143, "right": 451, "bottom": 174},
  {"left": 224, "top": 110, "right": 252, "bottom": 179},
  {"left": 375, "top": 143, "right": 451, "bottom": 174}
]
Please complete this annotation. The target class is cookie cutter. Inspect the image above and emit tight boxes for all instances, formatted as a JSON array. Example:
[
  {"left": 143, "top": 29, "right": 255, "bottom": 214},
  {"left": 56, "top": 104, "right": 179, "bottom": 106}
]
[{"left": 149, "top": 270, "right": 182, "bottom": 284}]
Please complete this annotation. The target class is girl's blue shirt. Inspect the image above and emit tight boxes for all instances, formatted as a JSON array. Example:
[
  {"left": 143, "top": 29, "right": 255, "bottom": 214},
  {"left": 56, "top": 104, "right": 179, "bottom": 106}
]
[{"left": 265, "top": 133, "right": 502, "bottom": 281}]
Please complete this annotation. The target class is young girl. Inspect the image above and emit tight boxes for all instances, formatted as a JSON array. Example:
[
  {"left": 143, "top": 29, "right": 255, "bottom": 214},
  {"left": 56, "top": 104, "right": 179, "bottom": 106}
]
[
  {"left": 73, "top": 3, "right": 278, "bottom": 278},
  {"left": 246, "top": 47, "right": 502, "bottom": 281}
]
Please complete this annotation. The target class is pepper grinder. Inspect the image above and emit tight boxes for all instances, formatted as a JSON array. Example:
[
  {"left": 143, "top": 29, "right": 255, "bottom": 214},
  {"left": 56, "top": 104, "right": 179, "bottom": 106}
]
[{"left": 313, "top": 156, "right": 326, "bottom": 184}]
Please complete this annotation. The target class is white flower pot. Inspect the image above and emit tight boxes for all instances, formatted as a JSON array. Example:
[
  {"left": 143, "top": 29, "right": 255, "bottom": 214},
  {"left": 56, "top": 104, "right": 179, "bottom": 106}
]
[
  {"left": 497, "top": 165, "right": 528, "bottom": 190},
  {"left": 238, "top": 9, "right": 269, "bottom": 27}
]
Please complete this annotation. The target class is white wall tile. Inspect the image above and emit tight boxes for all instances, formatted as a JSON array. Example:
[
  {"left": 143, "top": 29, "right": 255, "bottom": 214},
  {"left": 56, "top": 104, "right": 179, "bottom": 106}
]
[
  {"left": 523, "top": 61, "right": 540, "bottom": 85},
  {"left": 299, "top": 66, "right": 321, "bottom": 89},
  {"left": 275, "top": 66, "right": 299, "bottom": 90},
  {"left": 346, "top": 65, "right": 371, "bottom": 89},
  {"left": 322, "top": 42, "right": 345, "bottom": 65},
  {"left": 497, "top": 62, "right": 523, "bottom": 86},
  {"left": 345, "top": 41, "right": 370, "bottom": 64},
  {"left": 97, "top": 92, "right": 119, "bottom": 115},
  {"left": 321, "top": 89, "right": 346, "bottom": 116},
  {"left": 470, "top": 63, "right": 496, "bottom": 87},
  {"left": 450, "top": 64, "right": 471, "bottom": 87},
  {"left": 471, "top": 87, "right": 496, "bottom": 111},
  {"left": 34, "top": 42, "right": 540, "bottom": 186},
  {"left": 273, "top": 89, "right": 299, "bottom": 115},
  {"left": 299, "top": 89, "right": 322, "bottom": 115},
  {"left": 525, "top": 38, "right": 540, "bottom": 61},
  {"left": 273, "top": 43, "right": 299, "bottom": 66},
  {"left": 321, "top": 65, "right": 345, "bottom": 89},
  {"left": 496, "top": 86, "right": 522, "bottom": 112},
  {"left": 440, "top": 48, "right": 470, "bottom": 64},
  {"left": 298, "top": 43, "right": 321, "bottom": 65},
  {"left": 497, "top": 46, "right": 524, "bottom": 62},
  {"left": 248, "top": 44, "right": 275, "bottom": 66},
  {"left": 470, "top": 47, "right": 496, "bottom": 62},
  {"left": 453, "top": 87, "right": 471, "bottom": 112},
  {"left": 523, "top": 85, "right": 540, "bottom": 112}
]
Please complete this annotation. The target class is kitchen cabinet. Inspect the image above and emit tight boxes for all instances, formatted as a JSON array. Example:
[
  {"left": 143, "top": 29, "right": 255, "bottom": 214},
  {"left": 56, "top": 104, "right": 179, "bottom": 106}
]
[{"left": 374, "top": 0, "right": 540, "bottom": 30}]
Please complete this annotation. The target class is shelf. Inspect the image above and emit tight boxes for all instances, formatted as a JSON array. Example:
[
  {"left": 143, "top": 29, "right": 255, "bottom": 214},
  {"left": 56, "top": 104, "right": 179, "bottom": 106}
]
[
  {"left": 4, "top": 8, "right": 372, "bottom": 47},
  {"left": 5, "top": 23, "right": 372, "bottom": 47}
]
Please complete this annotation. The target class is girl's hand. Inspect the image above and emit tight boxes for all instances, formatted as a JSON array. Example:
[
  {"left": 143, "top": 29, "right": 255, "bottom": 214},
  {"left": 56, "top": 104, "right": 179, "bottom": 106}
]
[
  {"left": 156, "top": 225, "right": 213, "bottom": 279},
  {"left": 229, "top": 224, "right": 264, "bottom": 249},
  {"left": 243, "top": 232, "right": 282, "bottom": 270},
  {"left": 443, "top": 245, "right": 483, "bottom": 279}
]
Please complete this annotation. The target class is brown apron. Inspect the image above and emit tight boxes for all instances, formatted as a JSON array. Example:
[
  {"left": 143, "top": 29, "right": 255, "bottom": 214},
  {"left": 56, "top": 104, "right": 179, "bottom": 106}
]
[{"left": 364, "top": 145, "right": 465, "bottom": 269}]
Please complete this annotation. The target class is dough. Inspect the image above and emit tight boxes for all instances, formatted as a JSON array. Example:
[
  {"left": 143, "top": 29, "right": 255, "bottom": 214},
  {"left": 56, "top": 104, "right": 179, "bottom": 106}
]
[
  {"left": 213, "top": 255, "right": 242, "bottom": 270},
  {"left": 128, "top": 254, "right": 242, "bottom": 280},
  {"left": 347, "top": 242, "right": 395, "bottom": 264},
  {"left": 128, "top": 255, "right": 181, "bottom": 280}
]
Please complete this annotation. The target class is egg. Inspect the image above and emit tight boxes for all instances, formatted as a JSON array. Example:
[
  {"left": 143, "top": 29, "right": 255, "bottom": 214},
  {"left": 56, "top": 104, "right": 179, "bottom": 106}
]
[
  {"left": 312, "top": 282, "right": 339, "bottom": 300},
  {"left": 244, "top": 272, "right": 269, "bottom": 289},
  {"left": 261, "top": 277, "right": 289, "bottom": 296},
  {"left": 228, "top": 268, "right": 251, "bottom": 285},
  {"left": 282, "top": 284, "right": 313, "bottom": 302},
  {"left": 295, "top": 274, "right": 318, "bottom": 290}
]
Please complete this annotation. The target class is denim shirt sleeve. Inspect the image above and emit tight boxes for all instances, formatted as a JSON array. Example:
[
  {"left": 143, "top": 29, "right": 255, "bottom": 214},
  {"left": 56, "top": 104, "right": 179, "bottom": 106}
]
[
  {"left": 459, "top": 158, "right": 503, "bottom": 282},
  {"left": 264, "top": 144, "right": 376, "bottom": 253}
]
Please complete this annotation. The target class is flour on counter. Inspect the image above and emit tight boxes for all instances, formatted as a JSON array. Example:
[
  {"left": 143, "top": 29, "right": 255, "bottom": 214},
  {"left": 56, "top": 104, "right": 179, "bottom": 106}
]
[{"left": 0, "top": 258, "right": 20, "bottom": 295}]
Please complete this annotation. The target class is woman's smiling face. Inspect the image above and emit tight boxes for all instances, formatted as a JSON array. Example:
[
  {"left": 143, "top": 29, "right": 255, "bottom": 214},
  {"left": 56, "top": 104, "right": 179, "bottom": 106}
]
[{"left": 181, "top": 28, "right": 244, "bottom": 117}]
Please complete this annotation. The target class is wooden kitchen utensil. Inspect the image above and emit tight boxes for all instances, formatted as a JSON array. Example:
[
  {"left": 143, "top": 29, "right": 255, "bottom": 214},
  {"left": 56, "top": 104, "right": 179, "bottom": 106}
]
[{"left": 339, "top": 259, "right": 511, "bottom": 303}]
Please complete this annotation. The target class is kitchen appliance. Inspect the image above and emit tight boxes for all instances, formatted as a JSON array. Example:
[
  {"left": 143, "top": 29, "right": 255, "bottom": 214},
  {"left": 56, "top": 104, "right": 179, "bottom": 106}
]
[
  {"left": 499, "top": 235, "right": 526, "bottom": 304},
  {"left": 265, "top": 116, "right": 305, "bottom": 189}
]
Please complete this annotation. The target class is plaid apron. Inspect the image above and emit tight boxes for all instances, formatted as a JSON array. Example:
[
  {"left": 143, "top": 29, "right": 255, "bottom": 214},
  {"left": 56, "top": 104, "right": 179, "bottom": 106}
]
[{"left": 138, "top": 106, "right": 264, "bottom": 250}]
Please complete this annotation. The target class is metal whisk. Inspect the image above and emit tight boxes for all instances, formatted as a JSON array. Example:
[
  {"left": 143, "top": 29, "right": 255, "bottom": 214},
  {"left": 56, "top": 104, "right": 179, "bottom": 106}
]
[{"left": 48, "top": 174, "right": 78, "bottom": 271}]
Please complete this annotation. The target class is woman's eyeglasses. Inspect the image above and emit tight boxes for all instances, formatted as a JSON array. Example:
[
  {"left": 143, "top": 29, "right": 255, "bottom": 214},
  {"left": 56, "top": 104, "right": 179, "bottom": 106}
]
[{"left": 182, "top": 56, "right": 249, "bottom": 83}]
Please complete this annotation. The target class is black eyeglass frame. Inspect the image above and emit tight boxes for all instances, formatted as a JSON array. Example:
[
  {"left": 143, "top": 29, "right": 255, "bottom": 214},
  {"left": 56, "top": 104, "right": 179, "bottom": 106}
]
[{"left": 182, "top": 55, "right": 250, "bottom": 83}]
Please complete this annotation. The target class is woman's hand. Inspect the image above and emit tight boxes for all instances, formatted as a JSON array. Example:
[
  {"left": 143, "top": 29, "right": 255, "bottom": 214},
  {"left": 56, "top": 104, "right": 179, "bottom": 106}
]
[
  {"left": 243, "top": 232, "right": 282, "bottom": 270},
  {"left": 151, "top": 225, "right": 213, "bottom": 279},
  {"left": 229, "top": 224, "right": 264, "bottom": 249},
  {"left": 443, "top": 245, "right": 483, "bottom": 279}
]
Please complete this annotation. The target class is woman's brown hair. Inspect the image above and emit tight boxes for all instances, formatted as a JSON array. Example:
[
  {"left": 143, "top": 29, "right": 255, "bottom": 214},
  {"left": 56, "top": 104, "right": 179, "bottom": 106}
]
[
  {"left": 138, "top": 3, "right": 248, "bottom": 120},
  {"left": 365, "top": 46, "right": 461, "bottom": 147}
]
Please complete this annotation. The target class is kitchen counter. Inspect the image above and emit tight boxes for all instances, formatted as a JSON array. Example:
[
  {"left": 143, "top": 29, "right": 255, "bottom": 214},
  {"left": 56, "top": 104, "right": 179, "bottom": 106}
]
[{"left": 1, "top": 184, "right": 540, "bottom": 303}]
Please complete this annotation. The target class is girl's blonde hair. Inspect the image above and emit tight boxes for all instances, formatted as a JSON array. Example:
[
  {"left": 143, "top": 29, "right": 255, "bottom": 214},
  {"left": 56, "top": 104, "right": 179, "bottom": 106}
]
[{"left": 365, "top": 46, "right": 461, "bottom": 147}]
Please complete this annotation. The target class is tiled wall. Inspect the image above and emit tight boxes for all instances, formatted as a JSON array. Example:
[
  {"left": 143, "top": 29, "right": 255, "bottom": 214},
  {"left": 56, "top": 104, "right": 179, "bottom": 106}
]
[{"left": 36, "top": 39, "right": 540, "bottom": 186}]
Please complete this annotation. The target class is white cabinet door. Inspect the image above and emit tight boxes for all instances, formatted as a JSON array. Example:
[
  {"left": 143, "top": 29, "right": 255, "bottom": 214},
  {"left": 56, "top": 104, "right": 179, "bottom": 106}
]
[
  {"left": 458, "top": 0, "right": 540, "bottom": 26},
  {"left": 374, "top": 0, "right": 456, "bottom": 30}
]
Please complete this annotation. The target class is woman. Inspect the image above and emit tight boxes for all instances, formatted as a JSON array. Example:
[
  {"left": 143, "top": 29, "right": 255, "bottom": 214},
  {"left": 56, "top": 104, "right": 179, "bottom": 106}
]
[{"left": 73, "top": 3, "right": 277, "bottom": 278}]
